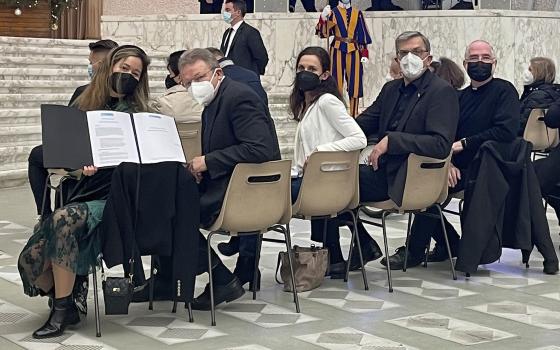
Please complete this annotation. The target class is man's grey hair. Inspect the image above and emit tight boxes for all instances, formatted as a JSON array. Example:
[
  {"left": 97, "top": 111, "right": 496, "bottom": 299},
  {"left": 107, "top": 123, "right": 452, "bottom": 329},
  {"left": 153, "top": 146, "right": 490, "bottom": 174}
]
[
  {"left": 395, "top": 31, "right": 431, "bottom": 54},
  {"left": 464, "top": 40, "right": 496, "bottom": 59},
  {"left": 178, "top": 48, "right": 220, "bottom": 71}
]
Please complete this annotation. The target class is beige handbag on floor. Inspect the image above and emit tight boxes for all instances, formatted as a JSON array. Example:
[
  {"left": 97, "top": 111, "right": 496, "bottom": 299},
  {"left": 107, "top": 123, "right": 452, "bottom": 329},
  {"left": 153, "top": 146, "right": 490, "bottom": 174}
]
[{"left": 275, "top": 245, "right": 329, "bottom": 292}]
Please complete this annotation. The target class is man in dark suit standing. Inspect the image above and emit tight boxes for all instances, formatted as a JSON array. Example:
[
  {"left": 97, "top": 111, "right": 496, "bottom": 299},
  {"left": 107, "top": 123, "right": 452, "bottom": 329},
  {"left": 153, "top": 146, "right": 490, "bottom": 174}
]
[
  {"left": 220, "top": 0, "right": 268, "bottom": 76},
  {"left": 316, "top": 31, "right": 460, "bottom": 272},
  {"left": 207, "top": 47, "right": 268, "bottom": 106},
  {"left": 179, "top": 48, "right": 280, "bottom": 309}
]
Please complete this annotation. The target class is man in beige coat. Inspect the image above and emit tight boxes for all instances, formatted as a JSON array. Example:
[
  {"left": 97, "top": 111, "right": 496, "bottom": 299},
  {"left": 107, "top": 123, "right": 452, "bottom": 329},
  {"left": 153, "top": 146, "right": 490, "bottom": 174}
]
[{"left": 151, "top": 50, "right": 202, "bottom": 122}]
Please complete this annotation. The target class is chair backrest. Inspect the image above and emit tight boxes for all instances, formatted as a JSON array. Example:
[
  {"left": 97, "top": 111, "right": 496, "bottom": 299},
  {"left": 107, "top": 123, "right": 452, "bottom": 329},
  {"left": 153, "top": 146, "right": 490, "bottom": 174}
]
[
  {"left": 209, "top": 160, "right": 292, "bottom": 234},
  {"left": 292, "top": 150, "right": 360, "bottom": 218},
  {"left": 177, "top": 121, "right": 202, "bottom": 162},
  {"left": 523, "top": 109, "right": 558, "bottom": 151},
  {"left": 400, "top": 153, "right": 451, "bottom": 211}
]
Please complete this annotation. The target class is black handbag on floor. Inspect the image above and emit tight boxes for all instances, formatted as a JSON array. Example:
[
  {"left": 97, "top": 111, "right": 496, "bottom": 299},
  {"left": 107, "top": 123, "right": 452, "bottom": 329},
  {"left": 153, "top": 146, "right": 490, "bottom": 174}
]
[
  {"left": 101, "top": 256, "right": 135, "bottom": 315},
  {"left": 101, "top": 274, "right": 134, "bottom": 315}
]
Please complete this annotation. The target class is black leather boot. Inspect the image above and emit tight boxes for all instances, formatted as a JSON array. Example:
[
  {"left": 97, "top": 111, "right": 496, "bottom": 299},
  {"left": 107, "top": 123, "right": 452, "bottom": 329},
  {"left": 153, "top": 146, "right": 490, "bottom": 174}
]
[
  {"left": 33, "top": 295, "right": 80, "bottom": 339},
  {"left": 234, "top": 256, "right": 261, "bottom": 292}
]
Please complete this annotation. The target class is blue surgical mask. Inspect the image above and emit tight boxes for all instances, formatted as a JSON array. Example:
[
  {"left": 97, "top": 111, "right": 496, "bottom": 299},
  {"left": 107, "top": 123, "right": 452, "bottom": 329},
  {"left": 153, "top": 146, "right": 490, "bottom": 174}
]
[
  {"left": 340, "top": 0, "right": 351, "bottom": 4},
  {"left": 222, "top": 11, "right": 233, "bottom": 24},
  {"left": 87, "top": 64, "right": 94, "bottom": 79}
]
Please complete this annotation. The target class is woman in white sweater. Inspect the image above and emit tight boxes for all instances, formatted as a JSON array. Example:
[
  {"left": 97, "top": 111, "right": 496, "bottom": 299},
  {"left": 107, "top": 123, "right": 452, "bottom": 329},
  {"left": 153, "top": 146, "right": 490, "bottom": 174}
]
[{"left": 289, "top": 46, "right": 367, "bottom": 278}]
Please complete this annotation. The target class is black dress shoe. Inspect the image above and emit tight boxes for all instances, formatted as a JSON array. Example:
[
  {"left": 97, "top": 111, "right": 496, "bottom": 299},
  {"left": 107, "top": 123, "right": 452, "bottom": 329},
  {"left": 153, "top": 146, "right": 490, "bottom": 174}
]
[
  {"left": 33, "top": 295, "right": 80, "bottom": 339},
  {"left": 380, "top": 246, "right": 424, "bottom": 270},
  {"left": 349, "top": 240, "right": 383, "bottom": 271},
  {"left": 544, "top": 260, "right": 559, "bottom": 275},
  {"left": 191, "top": 277, "right": 245, "bottom": 311},
  {"left": 234, "top": 256, "right": 261, "bottom": 292},
  {"left": 427, "top": 244, "right": 457, "bottom": 263},
  {"left": 326, "top": 261, "right": 347, "bottom": 279},
  {"left": 217, "top": 237, "right": 240, "bottom": 256}
]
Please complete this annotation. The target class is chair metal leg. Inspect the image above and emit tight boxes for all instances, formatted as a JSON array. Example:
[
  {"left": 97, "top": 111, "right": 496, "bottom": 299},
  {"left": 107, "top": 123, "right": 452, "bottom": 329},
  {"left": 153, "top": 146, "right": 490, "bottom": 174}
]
[
  {"left": 434, "top": 205, "right": 457, "bottom": 280},
  {"left": 40, "top": 174, "right": 51, "bottom": 220},
  {"left": 207, "top": 232, "right": 216, "bottom": 326},
  {"left": 92, "top": 267, "right": 101, "bottom": 337},
  {"left": 187, "top": 302, "right": 194, "bottom": 323},
  {"left": 458, "top": 199, "right": 464, "bottom": 215},
  {"left": 423, "top": 245, "right": 429, "bottom": 268},
  {"left": 148, "top": 256, "right": 155, "bottom": 310},
  {"left": 349, "top": 210, "right": 368, "bottom": 290},
  {"left": 252, "top": 234, "right": 263, "bottom": 300},
  {"left": 403, "top": 213, "right": 412, "bottom": 272},
  {"left": 381, "top": 212, "right": 393, "bottom": 292},
  {"left": 172, "top": 300, "right": 177, "bottom": 313},
  {"left": 344, "top": 217, "right": 356, "bottom": 283},
  {"left": 58, "top": 179, "right": 64, "bottom": 209},
  {"left": 283, "top": 224, "right": 300, "bottom": 313}
]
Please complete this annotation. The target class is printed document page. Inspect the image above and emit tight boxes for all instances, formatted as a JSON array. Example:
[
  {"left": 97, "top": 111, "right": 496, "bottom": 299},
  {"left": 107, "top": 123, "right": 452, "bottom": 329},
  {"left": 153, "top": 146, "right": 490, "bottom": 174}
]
[
  {"left": 133, "top": 113, "right": 186, "bottom": 164},
  {"left": 86, "top": 110, "right": 140, "bottom": 167}
]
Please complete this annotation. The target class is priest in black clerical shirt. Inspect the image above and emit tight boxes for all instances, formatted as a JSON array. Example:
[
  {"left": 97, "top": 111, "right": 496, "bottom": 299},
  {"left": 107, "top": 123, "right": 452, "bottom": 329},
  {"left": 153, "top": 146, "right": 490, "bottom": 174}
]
[{"left": 383, "top": 40, "right": 520, "bottom": 270}]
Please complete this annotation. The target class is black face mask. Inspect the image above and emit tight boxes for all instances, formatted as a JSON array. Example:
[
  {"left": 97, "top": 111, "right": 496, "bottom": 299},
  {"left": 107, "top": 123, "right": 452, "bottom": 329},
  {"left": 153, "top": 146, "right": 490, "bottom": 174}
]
[
  {"left": 296, "top": 71, "right": 321, "bottom": 92},
  {"left": 111, "top": 72, "right": 139, "bottom": 96},
  {"left": 165, "top": 74, "right": 178, "bottom": 89},
  {"left": 467, "top": 62, "right": 493, "bottom": 82}
]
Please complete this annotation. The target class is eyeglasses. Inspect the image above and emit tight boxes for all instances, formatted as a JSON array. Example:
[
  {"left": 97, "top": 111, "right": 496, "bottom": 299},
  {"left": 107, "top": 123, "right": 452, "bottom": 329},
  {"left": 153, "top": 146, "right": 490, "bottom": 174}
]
[
  {"left": 465, "top": 55, "right": 495, "bottom": 64},
  {"left": 181, "top": 68, "right": 213, "bottom": 89},
  {"left": 397, "top": 49, "right": 428, "bottom": 59}
]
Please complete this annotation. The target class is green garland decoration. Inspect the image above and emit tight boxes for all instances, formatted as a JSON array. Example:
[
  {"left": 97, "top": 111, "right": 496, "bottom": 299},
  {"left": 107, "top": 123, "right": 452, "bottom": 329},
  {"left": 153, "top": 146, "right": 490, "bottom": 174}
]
[{"left": 0, "top": 0, "right": 82, "bottom": 29}]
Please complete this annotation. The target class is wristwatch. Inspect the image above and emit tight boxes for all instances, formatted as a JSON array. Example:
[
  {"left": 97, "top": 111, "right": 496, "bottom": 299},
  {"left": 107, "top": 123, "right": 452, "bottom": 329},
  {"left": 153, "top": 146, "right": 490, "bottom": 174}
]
[{"left": 460, "top": 138, "right": 467, "bottom": 149}]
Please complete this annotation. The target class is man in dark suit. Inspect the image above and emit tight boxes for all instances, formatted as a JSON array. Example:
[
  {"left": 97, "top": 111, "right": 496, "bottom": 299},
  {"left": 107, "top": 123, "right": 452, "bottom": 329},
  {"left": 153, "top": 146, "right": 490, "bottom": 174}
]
[
  {"left": 316, "top": 31, "right": 460, "bottom": 274},
  {"left": 207, "top": 47, "right": 268, "bottom": 106},
  {"left": 179, "top": 48, "right": 280, "bottom": 309},
  {"left": 220, "top": 0, "right": 268, "bottom": 76}
]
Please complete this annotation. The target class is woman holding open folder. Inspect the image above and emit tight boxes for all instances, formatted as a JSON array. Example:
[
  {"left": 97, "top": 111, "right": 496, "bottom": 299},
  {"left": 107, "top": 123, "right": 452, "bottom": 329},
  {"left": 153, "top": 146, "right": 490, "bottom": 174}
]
[{"left": 18, "top": 45, "right": 152, "bottom": 339}]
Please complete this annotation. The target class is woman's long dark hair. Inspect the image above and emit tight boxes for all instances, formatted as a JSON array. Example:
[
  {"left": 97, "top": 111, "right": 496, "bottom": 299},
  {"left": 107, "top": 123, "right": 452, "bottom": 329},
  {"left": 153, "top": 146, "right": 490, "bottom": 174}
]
[{"left": 289, "top": 46, "right": 345, "bottom": 121}]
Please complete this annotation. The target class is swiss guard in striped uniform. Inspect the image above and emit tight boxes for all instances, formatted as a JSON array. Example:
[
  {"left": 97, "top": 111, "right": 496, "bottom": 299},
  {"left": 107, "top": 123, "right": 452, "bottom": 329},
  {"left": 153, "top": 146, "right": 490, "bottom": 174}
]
[{"left": 316, "top": 0, "right": 372, "bottom": 117}]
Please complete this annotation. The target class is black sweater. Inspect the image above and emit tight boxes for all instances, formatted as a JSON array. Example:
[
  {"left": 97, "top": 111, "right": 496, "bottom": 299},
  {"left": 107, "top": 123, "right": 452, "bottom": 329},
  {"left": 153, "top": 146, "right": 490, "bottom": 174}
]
[{"left": 454, "top": 78, "right": 519, "bottom": 170}]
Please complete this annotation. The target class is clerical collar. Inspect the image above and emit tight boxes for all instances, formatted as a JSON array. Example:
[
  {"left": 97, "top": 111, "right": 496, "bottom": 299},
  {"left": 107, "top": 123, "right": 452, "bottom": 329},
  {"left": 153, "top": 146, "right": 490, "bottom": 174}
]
[{"left": 338, "top": 2, "right": 352, "bottom": 9}]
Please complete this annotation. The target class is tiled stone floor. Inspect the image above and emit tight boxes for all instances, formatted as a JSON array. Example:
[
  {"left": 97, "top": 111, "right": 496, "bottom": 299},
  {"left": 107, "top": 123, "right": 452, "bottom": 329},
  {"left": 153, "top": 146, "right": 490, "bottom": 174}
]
[{"left": 0, "top": 185, "right": 559, "bottom": 350}]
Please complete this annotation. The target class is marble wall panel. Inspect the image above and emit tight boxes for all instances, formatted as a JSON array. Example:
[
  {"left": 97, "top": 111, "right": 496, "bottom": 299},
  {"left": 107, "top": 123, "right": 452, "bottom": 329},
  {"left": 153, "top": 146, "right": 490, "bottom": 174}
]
[
  {"left": 481, "top": 0, "right": 512, "bottom": 9},
  {"left": 512, "top": 0, "right": 533, "bottom": 10},
  {"left": 102, "top": 10, "right": 560, "bottom": 105},
  {"left": 514, "top": 16, "right": 560, "bottom": 87},
  {"left": 534, "top": 0, "right": 558, "bottom": 10}
]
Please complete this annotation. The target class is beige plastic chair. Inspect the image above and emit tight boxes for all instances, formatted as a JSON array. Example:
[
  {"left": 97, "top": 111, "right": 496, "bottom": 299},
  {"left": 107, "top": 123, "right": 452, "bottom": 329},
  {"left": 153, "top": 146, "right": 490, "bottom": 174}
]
[
  {"left": 291, "top": 150, "right": 368, "bottom": 289},
  {"left": 204, "top": 159, "right": 299, "bottom": 326},
  {"left": 177, "top": 121, "right": 202, "bottom": 162},
  {"left": 358, "top": 153, "right": 456, "bottom": 292},
  {"left": 523, "top": 109, "right": 559, "bottom": 155}
]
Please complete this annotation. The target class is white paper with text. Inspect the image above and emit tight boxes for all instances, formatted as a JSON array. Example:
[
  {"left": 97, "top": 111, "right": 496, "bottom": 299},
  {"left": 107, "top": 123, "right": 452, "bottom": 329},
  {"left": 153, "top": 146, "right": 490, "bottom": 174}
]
[
  {"left": 133, "top": 113, "right": 186, "bottom": 164},
  {"left": 86, "top": 110, "right": 140, "bottom": 167}
]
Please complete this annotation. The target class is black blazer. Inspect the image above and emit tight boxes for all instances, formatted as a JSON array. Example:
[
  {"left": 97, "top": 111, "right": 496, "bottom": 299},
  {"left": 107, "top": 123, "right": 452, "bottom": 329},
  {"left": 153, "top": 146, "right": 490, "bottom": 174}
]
[
  {"left": 356, "top": 71, "right": 460, "bottom": 206},
  {"left": 222, "top": 61, "right": 268, "bottom": 106},
  {"left": 199, "top": 77, "right": 280, "bottom": 226},
  {"left": 458, "top": 139, "right": 557, "bottom": 273},
  {"left": 220, "top": 21, "right": 268, "bottom": 75}
]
